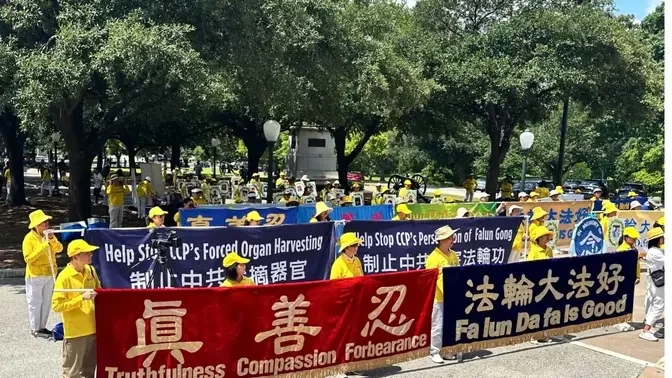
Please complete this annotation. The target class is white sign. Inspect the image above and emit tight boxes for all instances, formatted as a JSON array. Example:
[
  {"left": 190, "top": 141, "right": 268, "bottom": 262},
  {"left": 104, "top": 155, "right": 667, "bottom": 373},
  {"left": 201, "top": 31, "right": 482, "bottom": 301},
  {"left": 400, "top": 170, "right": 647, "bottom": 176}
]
[{"left": 351, "top": 193, "right": 364, "bottom": 206}]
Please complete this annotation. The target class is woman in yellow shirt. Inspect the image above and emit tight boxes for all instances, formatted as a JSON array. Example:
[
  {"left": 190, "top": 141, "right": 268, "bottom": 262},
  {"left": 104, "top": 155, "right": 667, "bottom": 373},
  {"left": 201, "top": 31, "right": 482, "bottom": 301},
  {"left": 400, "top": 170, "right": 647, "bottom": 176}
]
[
  {"left": 245, "top": 211, "right": 263, "bottom": 226},
  {"left": 600, "top": 203, "right": 618, "bottom": 236},
  {"left": 425, "top": 225, "right": 460, "bottom": 364},
  {"left": 392, "top": 203, "right": 413, "bottom": 220},
  {"left": 617, "top": 227, "right": 641, "bottom": 283},
  {"left": 220, "top": 252, "right": 256, "bottom": 287},
  {"left": 310, "top": 202, "right": 332, "bottom": 223},
  {"left": 22, "top": 209, "right": 63, "bottom": 337},
  {"left": 147, "top": 206, "right": 167, "bottom": 228},
  {"left": 527, "top": 225, "right": 554, "bottom": 261},
  {"left": 330, "top": 233, "right": 364, "bottom": 279},
  {"left": 528, "top": 207, "right": 548, "bottom": 240},
  {"left": 500, "top": 177, "right": 513, "bottom": 200}
]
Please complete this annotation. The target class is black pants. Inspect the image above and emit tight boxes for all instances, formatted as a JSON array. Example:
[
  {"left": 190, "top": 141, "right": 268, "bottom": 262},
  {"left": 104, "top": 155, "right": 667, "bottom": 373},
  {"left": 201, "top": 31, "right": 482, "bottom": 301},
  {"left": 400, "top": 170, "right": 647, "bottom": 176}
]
[{"left": 93, "top": 188, "right": 101, "bottom": 203}]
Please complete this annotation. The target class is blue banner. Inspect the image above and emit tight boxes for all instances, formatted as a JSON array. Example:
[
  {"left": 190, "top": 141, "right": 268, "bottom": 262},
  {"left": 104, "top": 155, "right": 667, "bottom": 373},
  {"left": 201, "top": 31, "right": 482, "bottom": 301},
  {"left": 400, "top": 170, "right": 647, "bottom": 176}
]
[
  {"left": 87, "top": 223, "right": 335, "bottom": 288},
  {"left": 343, "top": 217, "right": 523, "bottom": 273},
  {"left": 441, "top": 251, "right": 637, "bottom": 350},
  {"left": 179, "top": 206, "right": 298, "bottom": 227},
  {"left": 612, "top": 196, "right": 648, "bottom": 210},
  {"left": 296, "top": 204, "right": 394, "bottom": 223}
]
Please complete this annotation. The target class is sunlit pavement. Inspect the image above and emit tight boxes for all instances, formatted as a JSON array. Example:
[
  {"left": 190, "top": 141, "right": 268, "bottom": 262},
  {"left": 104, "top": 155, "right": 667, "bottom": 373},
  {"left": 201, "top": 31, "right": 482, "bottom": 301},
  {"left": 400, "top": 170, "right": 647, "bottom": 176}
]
[{"left": 0, "top": 274, "right": 662, "bottom": 378}]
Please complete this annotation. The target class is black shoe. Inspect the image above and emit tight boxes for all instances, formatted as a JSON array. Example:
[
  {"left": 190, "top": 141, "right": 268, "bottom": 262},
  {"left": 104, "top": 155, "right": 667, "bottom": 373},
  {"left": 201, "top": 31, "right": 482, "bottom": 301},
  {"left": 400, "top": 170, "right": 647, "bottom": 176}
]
[{"left": 38, "top": 328, "right": 52, "bottom": 335}]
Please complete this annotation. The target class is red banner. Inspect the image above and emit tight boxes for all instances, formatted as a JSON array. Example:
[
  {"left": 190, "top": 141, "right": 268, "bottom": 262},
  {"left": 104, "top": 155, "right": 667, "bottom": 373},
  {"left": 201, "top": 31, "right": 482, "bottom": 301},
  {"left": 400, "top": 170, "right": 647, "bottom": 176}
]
[{"left": 96, "top": 269, "right": 437, "bottom": 378}]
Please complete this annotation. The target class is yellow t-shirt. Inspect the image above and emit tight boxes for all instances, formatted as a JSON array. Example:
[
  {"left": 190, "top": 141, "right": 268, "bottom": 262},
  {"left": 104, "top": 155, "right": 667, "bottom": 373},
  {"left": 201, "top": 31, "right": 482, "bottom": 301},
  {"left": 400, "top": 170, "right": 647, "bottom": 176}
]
[
  {"left": 220, "top": 277, "right": 255, "bottom": 287},
  {"left": 617, "top": 242, "right": 641, "bottom": 279},
  {"left": 22, "top": 230, "right": 63, "bottom": 278},
  {"left": 398, "top": 187, "right": 409, "bottom": 199},
  {"left": 463, "top": 178, "right": 476, "bottom": 191},
  {"left": 52, "top": 264, "right": 101, "bottom": 339},
  {"left": 309, "top": 218, "right": 318, "bottom": 223},
  {"left": 537, "top": 187, "right": 550, "bottom": 198},
  {"left": 174, "top": 212, "right": 180, "bottom": 225},
  {"left": 193, "top": 196, "right": 207, "bottom": 205},
  {"left": 528, "top": 220, "right": 542, "bottom": 241},
  {"left": 527, "top": 243, "right": 553, "bottom": 261},
  {"left": 512, "top": 225, "right": 525, "bottom": 252},
  {"left": 4, "top": 168, "right": 10, "bottom": 184},
  {"left": 600, "top": 216, "right": 610, "bottom": 238},
  {"left": 106, "top": 185, "right": 130, "bottom": 206},
  {"left": 41, "top": 170, "right": 51, "bottom": 181},
  {"left": 330, "top": 254, "right": 364, "bottom": 279},
  {"left": 500, "top": 183, "right": 513, "bottom": 198},
  {"left": 425, "top": 247, "right": 459, "bottom": 303}
]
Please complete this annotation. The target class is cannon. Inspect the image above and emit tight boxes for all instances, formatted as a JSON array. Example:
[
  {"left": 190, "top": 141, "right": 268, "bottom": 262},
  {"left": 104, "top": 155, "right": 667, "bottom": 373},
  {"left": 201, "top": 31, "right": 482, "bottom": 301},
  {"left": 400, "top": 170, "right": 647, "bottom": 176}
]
[{"left": 387, "top": 174, "right": 429, "bottom": 203}]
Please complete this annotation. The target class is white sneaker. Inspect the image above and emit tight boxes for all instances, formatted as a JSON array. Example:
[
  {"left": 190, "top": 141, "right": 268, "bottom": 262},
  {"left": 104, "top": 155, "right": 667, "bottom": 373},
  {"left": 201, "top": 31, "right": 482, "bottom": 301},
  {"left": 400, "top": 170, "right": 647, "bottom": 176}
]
[
  {"left": 429, "top": 354, "right": 445, "bottom": 364},
  {"left": 639, "top": 331, "right": 659, "bottom": 342}
]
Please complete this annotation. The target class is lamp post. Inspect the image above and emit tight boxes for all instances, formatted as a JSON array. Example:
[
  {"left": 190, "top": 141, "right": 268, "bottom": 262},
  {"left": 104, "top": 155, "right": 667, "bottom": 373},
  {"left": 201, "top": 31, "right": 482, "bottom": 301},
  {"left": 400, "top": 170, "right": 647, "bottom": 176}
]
[
  {"left": 519, "top": 129, "right": 534, "bottom": 194},
  {"left": 263, "top": 120, "right": 281, "bottom": 204},
  {"left": 51, "top": 132, "right": 61, "bottom": 196},
  {"left": 211, "top": 138, "right": 220, "bottom": 179}
]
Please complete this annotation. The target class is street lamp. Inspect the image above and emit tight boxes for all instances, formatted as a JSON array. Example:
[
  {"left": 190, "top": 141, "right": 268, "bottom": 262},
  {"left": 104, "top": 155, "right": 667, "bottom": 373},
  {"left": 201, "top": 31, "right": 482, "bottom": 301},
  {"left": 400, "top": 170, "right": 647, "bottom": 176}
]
[
  {"left": 51, "top": 132, "right": 61, "bottom": 196},
  {"left": 211, "top": 137, "right": 221, "bottom": 179},
  {"left": 263, "top": 120, "right": 281, "bottom": 204},
  {"left": 519, "top": 129, "right": 534, "bottom": 194}
]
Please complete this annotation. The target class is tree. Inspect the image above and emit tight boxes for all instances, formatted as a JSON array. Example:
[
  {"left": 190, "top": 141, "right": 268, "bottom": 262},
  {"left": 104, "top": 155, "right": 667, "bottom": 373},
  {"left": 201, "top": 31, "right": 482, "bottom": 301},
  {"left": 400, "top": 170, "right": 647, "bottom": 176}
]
[{"left": 417, "top": 4, "right": 660, "bottom": 197}]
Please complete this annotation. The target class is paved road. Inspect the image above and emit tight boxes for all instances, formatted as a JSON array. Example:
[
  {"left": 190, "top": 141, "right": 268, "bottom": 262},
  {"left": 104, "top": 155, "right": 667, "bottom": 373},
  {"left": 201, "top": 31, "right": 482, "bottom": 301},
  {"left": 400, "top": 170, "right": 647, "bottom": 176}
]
[{"left": 0, "top": 274, "right": 662, "bottom": 378}]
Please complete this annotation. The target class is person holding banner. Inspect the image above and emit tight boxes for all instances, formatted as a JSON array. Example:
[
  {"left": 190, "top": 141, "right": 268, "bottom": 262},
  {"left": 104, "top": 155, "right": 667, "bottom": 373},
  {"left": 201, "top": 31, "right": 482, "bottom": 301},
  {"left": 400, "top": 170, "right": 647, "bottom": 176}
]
[
  {"left": 425, "top": 225, "right": 460, "bottom": 364},
  {"left": 220, "top": 252, "right": 255, "bottom": 287},
  {"left": 640, "top": 227, "right": 664, "bottom": 342},
  {"left": 430, "top": 189, "right": 443, "bottom": 204},
  {"left": 22, "top": 210, "right": 64, "bottom": 337},
  {"left": 549, "top": 190, "right": 562, "bottom": 202},
  {"left": 527, "top": 225, "right": 554, "bottom": 261},
  {"left": 147, "top": 206, "right": 168, "bottom": 228},
  {"left": 392, "top": 204, "right": 413, "bottom": 220},
  {"left": 528, "top": 207, "right": 548, "bottom": 240},
  {"left": 244, "top": 211, "right": 263, "bottom": 226},
  {"left": 310, "top": 202, "right": 333, "bottom": 223},
  {"left": 173, "top": 197, "right": 194, "bottom": 225},
  {"left": 279, "top": 189, "right": 292, "bottom": 204},
  {"left": 528, "top": 191, "right": 539, "bottom": 202},
  {"left": 52, "top": 239, "right": 101, "bottom": 378},
  {"left": 330, "top": 233, "right": 364, "bottom": 279}
]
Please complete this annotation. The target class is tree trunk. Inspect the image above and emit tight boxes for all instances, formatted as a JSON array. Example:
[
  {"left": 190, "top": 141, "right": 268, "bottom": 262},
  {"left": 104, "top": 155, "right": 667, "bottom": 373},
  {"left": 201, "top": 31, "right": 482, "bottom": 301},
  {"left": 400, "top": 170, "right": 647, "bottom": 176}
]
[
  {"left": 485, "top": 141, "right": 503, "bottom": 199},
  {"left": 170, "top": 140, "right": 181, "bottom": 169},
  {"left": 333, "top": 128, "right": 349, "bottom": 192},
  {"left": 554, "top": 98, "right": 570, "bottom": 185},
  {"left": 56, "top": 101, "right": 95, "bottom": 221},
  {"left": 96, "top": 149, "right": 103, "bottom": 171},
  {"left": 242, "top": 133, "right": 266, "bottom": 181},
  {"left": 0, "top": 110, "right": 28, "bottom": 206}
]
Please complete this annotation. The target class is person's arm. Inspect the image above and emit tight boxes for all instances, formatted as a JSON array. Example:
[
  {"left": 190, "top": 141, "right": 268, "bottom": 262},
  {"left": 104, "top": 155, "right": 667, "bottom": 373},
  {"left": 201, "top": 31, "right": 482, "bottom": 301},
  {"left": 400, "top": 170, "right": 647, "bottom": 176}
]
[
  {"left": 22, "top": 236, "right": 49, "bottom": 264},
  {"left": 329, "top": 259, "right": 342, "bottom": 280},
  {"left": 52, "top": 278, "right": 84, "bottom": 312},
  {"left": 123, "top": 185, "right": 131, "bottom": 194},
  {"left": 106, "top": 185, "right": 113, "bottom": 195},
  {"left": 48, "top": 235, "right": 64, "bottom": 253}
]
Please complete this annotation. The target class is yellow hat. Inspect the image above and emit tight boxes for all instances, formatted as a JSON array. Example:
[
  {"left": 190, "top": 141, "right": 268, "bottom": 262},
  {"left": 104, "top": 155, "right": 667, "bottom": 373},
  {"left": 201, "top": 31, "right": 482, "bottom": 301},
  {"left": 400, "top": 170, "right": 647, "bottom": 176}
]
[
  {"left": 623, "top": 227, "right": 640, "bottom": 240},
  {"left": 657, "top": 216, "right": 665, "bottom": 226},
  {"left": 529, "top": 191, "right": 539, "bottom": 198},
  {"left": 435, "top": 225, "right": 459, "bottom": 241},
  {"left": 148, "top": 206, "right": 168, "bottom": 218},
  {"left": 67, "top": 239, "right": 99, "bottom": 257},
  {"left": 603, "top": 204, "right": 618, "bottom": 215},
  {"left": 353, "top": 183, "right": 360, "bottom": 188},
  {"left": 341, "top": 196, "right": 353, "bottom": 204},
  {"left": 555, "top": 186, "right": 564, "bottom": 194},
  {"left": 28, "top": 210, "right": 52, "bottom": 229},
  {"left": 338, "top": 232, "right": 363, "bottom": 253},
  {"left": 314, "top": 201, "right": 333, "bottom": 217},
  {"left": 396, "top": 203, "right": 412, "bottom": 215},
  {"left": 628, "top": 191, "right": 637, "bottom": 197},
  {"left": 530, "top": 207, "right": 548, "bottom": 221},
  {"left": 246, "top": 211, "right": 263, "bottom": 222},
  {"left": 404, "top": 179, "right": 411, "bottom": 185},
  {"left": 287, "top": 197, "right": 300, "bottom": 205},
  {"left": 252, "top": 172, "right": 260, "bottom": 177},
  {"left": 648, "top": 227, "right": 664, "bottom": 241},
  {"left": 433, "top": 189, "right": 442, "bottom": 196},
  {"left": 532, "top": 225, "right": 554, "bottom": 242},
  {"left": 280, "top": 172, "right": 286, "bottom": 176},
  {"left": 222, "top": 252, "right": 250, "bottom": 268}
]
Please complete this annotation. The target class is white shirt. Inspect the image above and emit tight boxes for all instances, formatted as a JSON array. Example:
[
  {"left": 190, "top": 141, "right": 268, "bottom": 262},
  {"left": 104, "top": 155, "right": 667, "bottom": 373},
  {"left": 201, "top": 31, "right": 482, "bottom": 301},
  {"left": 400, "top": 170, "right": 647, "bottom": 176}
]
[
  {"left": 93, "top": 173, "right": 103, "bottom": 189},
  {"left": 646, "top": 246, "right": 665, "bottom": 272}
]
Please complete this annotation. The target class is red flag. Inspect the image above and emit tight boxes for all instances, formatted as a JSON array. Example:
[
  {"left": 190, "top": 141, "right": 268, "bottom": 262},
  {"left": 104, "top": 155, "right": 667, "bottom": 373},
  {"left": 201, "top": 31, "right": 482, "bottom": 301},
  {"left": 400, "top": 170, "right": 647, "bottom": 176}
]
[{"left": 96, "top": 269, "right": 437, "bottom": 378}]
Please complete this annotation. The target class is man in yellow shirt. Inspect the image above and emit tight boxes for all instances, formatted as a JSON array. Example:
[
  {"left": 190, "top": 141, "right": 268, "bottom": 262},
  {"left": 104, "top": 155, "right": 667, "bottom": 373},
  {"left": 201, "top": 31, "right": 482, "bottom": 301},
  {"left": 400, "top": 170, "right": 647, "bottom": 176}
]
[
  {"left": 147, "top": 206, "right": 168, "bottom": 228},
  {"left": 425, "top": 225, "right": 460, "bottom": 364},
  {"left": 275, "top": 171, "right": 288, "bottom": 189},
  {"left": 52, "top": 239, "right": 101, "bottom": 378},
  {"left": 106, "top": 175, "right": 130, "bottom": 228},
  {"left": 22, "top": 209, "right": 63, "bottom": 337},
  {"left": 392, "top": 203, "right": 412, "bottom": 220},
  {"left": 137, "top": 177, "right": 156, "bottom": 219},
  {"left": 330, "top": 233, "right": 364, "bottom": 279},
  {"left": 463, "top": 175, "right": 476, "bottom": 202}
]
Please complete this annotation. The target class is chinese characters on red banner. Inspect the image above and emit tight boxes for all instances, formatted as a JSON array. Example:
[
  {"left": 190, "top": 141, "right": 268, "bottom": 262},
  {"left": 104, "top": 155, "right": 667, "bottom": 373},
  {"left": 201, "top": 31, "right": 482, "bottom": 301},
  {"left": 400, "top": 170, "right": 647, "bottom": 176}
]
[{"left": 96, "top": 269, "right": 437, "bottom": 378}]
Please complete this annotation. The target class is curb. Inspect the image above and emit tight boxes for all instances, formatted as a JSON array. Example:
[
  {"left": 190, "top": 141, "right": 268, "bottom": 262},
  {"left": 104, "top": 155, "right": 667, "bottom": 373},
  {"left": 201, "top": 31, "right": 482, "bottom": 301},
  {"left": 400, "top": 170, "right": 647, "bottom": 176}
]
[{"left": 0, "top": 268, "right": 27, "bottom": 279}]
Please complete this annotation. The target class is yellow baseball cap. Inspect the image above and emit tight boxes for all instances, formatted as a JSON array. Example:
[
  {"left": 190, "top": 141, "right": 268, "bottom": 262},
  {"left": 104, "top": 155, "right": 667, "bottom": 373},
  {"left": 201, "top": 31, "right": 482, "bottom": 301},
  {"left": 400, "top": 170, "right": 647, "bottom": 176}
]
[
  {"left": 623, "top": 227, "right": 640, "bottom": 240},
  {"left": 222, "top": 252, "right": 250, "bottom": 268},
  {"left": 530, "top": 191, "right": 539, "bottom": 198},
  {"left": 148, "top": 206, "right": 168, "bottom": 218},
  {"left": 67, "top": 239, "right": 99, "bottom": 257},
  {"left": 338, "top": 232, "right": 363, "bottom": 253},
  {"left": 246, "top": 211, "right": 263, "bottom": 222},
  {"left": 403, "top": 179, "right": 411, "bottom": 185},
  {"left": 341, "top": 196, "right": 353, "bottom": 204},
  {"left": 396, "top": 203, "right": 412, "bottom": 215}
]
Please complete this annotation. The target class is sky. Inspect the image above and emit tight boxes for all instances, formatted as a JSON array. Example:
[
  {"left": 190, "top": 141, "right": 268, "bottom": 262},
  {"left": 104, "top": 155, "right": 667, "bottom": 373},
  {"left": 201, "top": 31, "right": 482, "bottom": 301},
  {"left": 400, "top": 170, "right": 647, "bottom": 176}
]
[{"left": 403, "top": 0, "right": 662, "bottom": 21}]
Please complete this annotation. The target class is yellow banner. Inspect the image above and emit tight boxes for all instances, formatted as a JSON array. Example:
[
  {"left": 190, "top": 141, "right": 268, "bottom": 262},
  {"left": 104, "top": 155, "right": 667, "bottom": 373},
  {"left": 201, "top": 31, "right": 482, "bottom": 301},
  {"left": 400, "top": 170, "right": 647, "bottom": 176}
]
[
  {"left": 505, "top": 200, "right": 593, "bottom": 248},
  {"left": 608, "top": 210, "right": 664, "bottom": 251}
]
